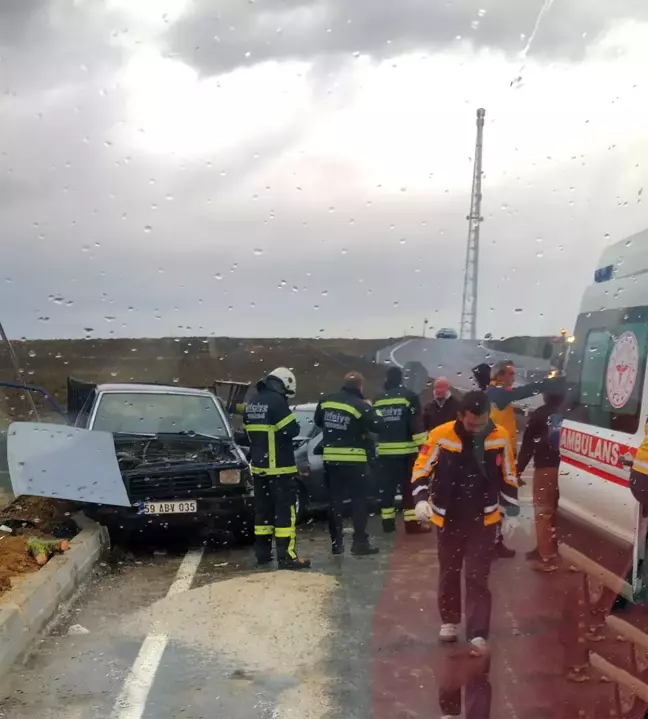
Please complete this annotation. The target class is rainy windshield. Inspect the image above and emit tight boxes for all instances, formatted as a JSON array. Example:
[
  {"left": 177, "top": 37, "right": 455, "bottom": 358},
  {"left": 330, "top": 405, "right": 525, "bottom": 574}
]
[
  {"left": 3, "top": 1, "right": 648, "bottom": 718},
  {"left": 92, "top": 392, "right": 230, "bottom": 438}
]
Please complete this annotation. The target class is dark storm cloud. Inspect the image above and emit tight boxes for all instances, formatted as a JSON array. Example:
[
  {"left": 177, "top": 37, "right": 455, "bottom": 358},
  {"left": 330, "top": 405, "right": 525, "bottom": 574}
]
[
  {"left": 168, "top": 0, "right": 648, "bottom": 76},
  {"left": 0, "top": 0, "right": 123, "bottom": 94}
]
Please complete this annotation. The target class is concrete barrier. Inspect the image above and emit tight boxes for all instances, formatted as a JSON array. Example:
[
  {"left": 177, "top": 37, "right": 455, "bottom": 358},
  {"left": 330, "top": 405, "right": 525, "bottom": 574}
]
[{"left": 0, "top": 513, "right": 109, "bottom": 683}]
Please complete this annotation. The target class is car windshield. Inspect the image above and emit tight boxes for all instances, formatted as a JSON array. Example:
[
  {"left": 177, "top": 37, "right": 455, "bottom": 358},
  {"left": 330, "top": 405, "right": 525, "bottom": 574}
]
[
  {"left": 293, "top": 408, "right": 317, "bottom": 437},
  {"left": 92, "top": 392, "right": 230, "bottom": 438}
]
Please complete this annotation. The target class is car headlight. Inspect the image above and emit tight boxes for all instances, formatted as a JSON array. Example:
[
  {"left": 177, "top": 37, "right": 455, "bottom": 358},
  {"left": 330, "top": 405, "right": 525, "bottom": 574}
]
[{"left": 219, "top": 469, "right": 241, "bottom": 485}]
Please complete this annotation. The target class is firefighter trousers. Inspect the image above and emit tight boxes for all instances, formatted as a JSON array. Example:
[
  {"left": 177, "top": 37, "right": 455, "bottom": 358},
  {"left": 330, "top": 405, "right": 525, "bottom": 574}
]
[
  {"left": 253, "top": 474, "right": 298, "bottom": 563},
  {"left": 325, "top": 463, "right": 369, "bottom": 549},
  {"left": 437, "top": 519, "right": 496, "bottom": 641},
  {"left": 378, "top": 454, "right": 417, "bottom": 525}
]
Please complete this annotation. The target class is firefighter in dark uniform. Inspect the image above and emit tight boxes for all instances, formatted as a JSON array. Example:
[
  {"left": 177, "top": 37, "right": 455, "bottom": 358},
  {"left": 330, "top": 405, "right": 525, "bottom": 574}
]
[
  {"left": 243, "top": 367, "right": 311, "bottom": 570},
  {"left": 315, "top": 371, "right": 384, "bottom": 555},
  {"left": 373, "top": 366, "right": 428, "bottom": 534}
]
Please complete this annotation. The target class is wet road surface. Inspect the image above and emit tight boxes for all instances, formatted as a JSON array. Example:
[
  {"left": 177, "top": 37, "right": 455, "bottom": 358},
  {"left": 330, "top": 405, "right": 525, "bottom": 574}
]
[
  {"left": 378, "top": 338, "right": 551, "bottom": 392},
  {"left": 1, "top": 477, "right": 647, "bottom": 719}
]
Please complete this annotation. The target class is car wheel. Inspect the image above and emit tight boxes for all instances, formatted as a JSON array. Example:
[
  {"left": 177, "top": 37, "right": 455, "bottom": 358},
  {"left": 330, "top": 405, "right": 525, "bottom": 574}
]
[{"left": 294, "top": 481, "right": 310, "bottom": 525}]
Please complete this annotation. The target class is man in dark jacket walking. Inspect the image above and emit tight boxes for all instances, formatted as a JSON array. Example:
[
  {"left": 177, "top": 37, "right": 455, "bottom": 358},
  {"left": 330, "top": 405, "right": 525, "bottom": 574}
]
[
  {"left": 315, "top": 372, "right": 384, "bottom": 555},
  {"left": 374, "top": 366, "right": 428, "bottom": 534},
  {"left": 423, "top": 377, "right": 461, "bottom": 431},
  {"left": 517, "top": 391, "right": 565, "bottom": 573},
  {"left": 412, "top": 391, "right": 519, "bottom": 655},
  {"left": 243, "top": 367, "right": 311, "bottom": 570}
]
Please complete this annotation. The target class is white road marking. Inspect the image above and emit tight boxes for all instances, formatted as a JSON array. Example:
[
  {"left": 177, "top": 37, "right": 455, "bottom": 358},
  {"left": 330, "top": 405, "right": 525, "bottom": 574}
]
[
  {"left": 388, "top": 338, "right": 414, "bottom": 368},
  {"left": 111, "top": 548, "right": 204, "bottom": 719}
]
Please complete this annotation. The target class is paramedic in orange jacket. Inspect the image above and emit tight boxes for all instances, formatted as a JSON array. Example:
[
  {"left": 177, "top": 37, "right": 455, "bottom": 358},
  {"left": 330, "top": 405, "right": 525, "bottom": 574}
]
[
  {"left": 630, "top": 421, "right": 648, "bottom": 508},
  {"left": 412, "top": 391, "right": 519, "bottom": 656},
  {"left": 487, "top": 361, "right": 566, "bottom": 558}
]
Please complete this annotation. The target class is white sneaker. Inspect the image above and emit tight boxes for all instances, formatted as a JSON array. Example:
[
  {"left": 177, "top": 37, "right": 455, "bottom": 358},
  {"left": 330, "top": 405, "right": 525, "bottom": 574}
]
[
  {"left": 469, "top": 636, "right": 489, "bottom": 656},
  {"left": 439, "top": 623, "right": 459, "bottom": 643}
]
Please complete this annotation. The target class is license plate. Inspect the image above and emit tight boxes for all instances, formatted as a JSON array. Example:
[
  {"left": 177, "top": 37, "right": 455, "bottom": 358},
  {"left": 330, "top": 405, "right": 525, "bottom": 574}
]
[{"left": 141, "top": 500, "right": 197, "bottom": 515}]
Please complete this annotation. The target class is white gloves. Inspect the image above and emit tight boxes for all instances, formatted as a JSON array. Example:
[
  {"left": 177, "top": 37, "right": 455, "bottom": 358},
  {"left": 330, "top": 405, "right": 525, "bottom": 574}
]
[
  {"left": 415, "top": 500, "right": 433, "bottom": 523},
  {"left": 501, "top": 514, "right": 519, "bottom": 539}
]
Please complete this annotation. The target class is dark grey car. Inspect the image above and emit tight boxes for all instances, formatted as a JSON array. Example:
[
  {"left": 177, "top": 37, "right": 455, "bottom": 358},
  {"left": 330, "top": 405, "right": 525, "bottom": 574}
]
[{"left": 292, "top": 402, "right": 383, "bottom": 520}]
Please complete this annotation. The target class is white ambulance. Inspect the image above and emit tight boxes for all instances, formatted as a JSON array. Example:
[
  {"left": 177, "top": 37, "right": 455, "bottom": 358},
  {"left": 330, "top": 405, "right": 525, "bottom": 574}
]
[{"left": 559, "top": 228, "right": 648, "bottom": 601}]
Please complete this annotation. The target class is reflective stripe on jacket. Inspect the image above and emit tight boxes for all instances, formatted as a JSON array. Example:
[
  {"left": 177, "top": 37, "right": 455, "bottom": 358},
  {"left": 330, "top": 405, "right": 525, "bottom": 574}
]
[
  {"left": 634, "top": 423, "right": 648, "bottom": 477},
  {"left": 373, "top": 386, "right": 425, "bottom": 456},
  {"left": 243, "top": 383, "right": 299, "bottom": 475},
  {"left": 410, "top": 420, "right": 519, "bottom": 528},
  {"left": 314, "top": 388, "right": 383, "bottom": 464}
]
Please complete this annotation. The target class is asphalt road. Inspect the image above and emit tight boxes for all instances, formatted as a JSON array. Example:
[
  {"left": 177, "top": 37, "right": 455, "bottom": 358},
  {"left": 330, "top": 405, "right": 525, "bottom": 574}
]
[
  {"left": 0, "top": 480, "right": 630, "bottom": 719},
  {"left": 377, "top": 338, "right": 552, "bottom": 391},
  {"left": 378, "top": 338, "right": 551, "bottom": 415}
]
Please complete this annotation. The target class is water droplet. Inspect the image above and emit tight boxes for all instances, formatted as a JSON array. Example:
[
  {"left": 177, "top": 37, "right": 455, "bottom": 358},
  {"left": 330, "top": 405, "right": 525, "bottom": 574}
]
[
  {"left": 253, "top": 248, "right": 263, "bottom": 256},
  {"left": 626, "top": 239, "right": 633, "bottom": 247},
  {"left": 214, "top": 273, "right": 222, "bottom": 281},
  {"left": 28, "top": 350, "right": 36, "bottom": 358},
  {"left": 399, "top": 238, "right": 406, "bottom": 245},
  {"left": 321, "top": 290, "right": 328, "bottom": 297},
  {"left": 536, "top": 251, "right": 544, "bottom": 258},
  {"left": 104, "top": 316, "right": 116, "bottom": 322},
  {"left": 478, "top": 8, "right": 486, "bottom": 16},
  {"left": 341, "top": 248, "right": 347, "bottom": 255},
  {"left": 514, "top": 308, "right": 523, "bottom": 314},
  {"left": 144, "top": 225, "right": 152, "bottom": 233}
]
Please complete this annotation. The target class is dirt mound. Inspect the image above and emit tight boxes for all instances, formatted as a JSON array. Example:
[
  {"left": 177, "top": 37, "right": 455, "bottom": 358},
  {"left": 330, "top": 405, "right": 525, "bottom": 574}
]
[
  {"left": 0, "top": 536, "right": 39, "bottom": 595},
  {"left": 0, "top": 496, "right": 78, "bottom": 537}
]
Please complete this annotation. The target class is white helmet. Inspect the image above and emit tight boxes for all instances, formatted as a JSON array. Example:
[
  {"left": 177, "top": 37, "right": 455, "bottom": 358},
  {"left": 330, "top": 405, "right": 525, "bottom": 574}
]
[{"left": 268, "top": 367, "right": 297, "bottom": 398}]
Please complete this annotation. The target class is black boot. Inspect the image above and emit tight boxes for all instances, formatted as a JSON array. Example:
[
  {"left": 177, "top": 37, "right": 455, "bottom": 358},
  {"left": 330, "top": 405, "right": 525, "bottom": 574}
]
[
  {"left": 351, "top": 542, "right": 380, "bottom": 556},
  {"left": 278, "top": 557, "right": 312, "bottom": 570},
  {"left": 255, "top": 535, "right": 273, "bottom": 567},
  {"left": 382, "top": 518, "right": 396, "bottom": 533},
  {"left": 331, "top": 539, "right": 344, "bottom": 555},
  {"left": 276, "top": 534, "right": 311, "bottom": 569}
]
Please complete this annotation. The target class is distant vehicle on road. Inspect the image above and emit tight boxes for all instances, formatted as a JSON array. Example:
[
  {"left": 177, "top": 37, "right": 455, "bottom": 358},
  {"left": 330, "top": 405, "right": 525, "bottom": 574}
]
[
  {"left": 69, "top": 379, "right": 254, "bottom": 542},
  {"left": 435, "top": 327, "right": 458, "bottom": 339},
  {"left": 292, "top": 402, "right": 381, "bottom": 518}
]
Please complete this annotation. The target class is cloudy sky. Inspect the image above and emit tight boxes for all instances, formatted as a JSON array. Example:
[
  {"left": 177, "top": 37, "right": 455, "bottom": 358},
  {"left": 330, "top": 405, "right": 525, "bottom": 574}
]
[{"left": 1, "top": 0, "right": 647, "bottom": 340}]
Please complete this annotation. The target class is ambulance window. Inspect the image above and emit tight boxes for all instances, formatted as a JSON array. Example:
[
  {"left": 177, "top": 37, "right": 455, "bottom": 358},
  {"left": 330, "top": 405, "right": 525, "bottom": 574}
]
[
  {"left": 579, "top": 330, "right": 611, "bottom": 407},
  {"left": 567, "top": 318, "right": 647, "bottom": 434}
]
